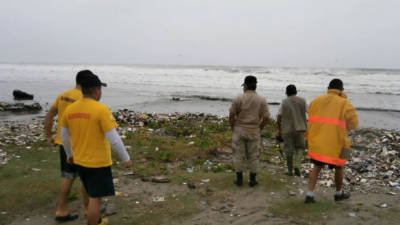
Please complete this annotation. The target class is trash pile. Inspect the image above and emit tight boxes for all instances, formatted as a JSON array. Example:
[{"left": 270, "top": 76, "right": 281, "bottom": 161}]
[
  {"left": 302, "top": 128, "right": 400, "bottom": 193},
  {"left": 0, "top": 120, "right": 45, "bottom": 146},
  {"left": 113, "top": 109, "right": 224, "bottom": 126},
  {"left": 113, "top": 109, "right": 227, "bottom": 138},
  {"left": 1, "top": 109, "right": 399, "bottom": 194},
  {"left": 0, "top": 148, "right": 10, "bottom": 165}
]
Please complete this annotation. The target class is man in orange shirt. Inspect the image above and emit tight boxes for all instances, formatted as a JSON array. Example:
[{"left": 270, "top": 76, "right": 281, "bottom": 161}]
[
  {"left": 61, "top": 73, "right": 132, "bottom": 225},
  {"left": 44, "top": 70, "right": 91, "bottom": 222}
]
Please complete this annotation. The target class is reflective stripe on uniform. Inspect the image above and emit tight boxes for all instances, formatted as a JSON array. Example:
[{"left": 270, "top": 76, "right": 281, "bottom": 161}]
[
  {"left": 308, "top": 151, "right": 347, "bottom": 166},
  {"left": 308, "top": 116, "right": 346, "bottom": 128}
]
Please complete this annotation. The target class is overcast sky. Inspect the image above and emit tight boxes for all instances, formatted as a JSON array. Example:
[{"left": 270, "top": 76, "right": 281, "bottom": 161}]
[{"left": 0, "top": 0, "right": 399, "bottom": 68}]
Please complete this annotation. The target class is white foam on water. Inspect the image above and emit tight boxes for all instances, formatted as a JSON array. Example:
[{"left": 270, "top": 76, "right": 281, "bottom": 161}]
[{"left": 0, "top": 63, "right": 399, "bottom": 116}]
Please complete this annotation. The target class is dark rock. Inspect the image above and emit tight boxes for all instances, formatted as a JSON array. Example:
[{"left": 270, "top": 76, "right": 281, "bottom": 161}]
[
  {"left": 13, "top": 89, "right": 34, "bottom": 100},
  {"left": 0, "top": 102, "right": 42, "bottom": 112}
]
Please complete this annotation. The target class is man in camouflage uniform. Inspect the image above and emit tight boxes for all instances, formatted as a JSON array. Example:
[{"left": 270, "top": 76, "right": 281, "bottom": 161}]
[{"left": 229, "top": 75, "right": 270, "bottom": 187}]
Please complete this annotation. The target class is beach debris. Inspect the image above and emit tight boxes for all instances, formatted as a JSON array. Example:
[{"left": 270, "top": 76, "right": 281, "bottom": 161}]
[
  {"left": 0, "top": 119, "right": 46, "bottom": 148},
  {"left": 348, "top": 212, "right": 357, "bottom": 217},
  {"left": 152, "top": 196, "right": 165, "bottom": 202},
  {"left": 1, "top": 109, "right": 399, "bottom": 194},
  {"left": 13, "top": 89, "right": 34, "bottom": 100},
  {"left": 0, "top": 149, "right": 10, "bottom": 165},
  {"left": 31, "top": 168, "right": 41, "bottom": 172},
  {"left": 187, "top": 182, "right": 196, "bottom": 189},
  {"left": 300, "top": 128, "right": 400, "bottom": 192},
  {"left": 151, "top": 175, "right": 170, "bottom": 183},
  {"left": 374, "top": 203, "right": 388, "bottom": 208},
  {"left": 264, "top": 213, "right": 274, "bottom": 218}
]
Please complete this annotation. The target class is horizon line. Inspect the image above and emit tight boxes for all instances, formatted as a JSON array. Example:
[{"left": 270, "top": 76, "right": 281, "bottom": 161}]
[{"left": 0, "top": 61, "right": 399, "bottom": 71}]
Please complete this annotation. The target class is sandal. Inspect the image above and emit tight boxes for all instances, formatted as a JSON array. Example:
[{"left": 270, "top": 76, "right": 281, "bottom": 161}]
[{"left": 55, "top": 213, "right": 79, "bottom": 222}]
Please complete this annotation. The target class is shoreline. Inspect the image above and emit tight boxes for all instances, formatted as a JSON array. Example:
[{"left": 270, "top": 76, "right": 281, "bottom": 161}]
[{"left": 1, "top": 104, "right": 399, "bottom": 130}]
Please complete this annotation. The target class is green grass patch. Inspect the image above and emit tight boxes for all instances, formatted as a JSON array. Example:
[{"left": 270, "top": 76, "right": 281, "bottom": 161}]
[
  {"left": 112, "top": 193, "right": 201, "bottom": 225},
  {"left": 0, "top": 145, "right": 81, "bottom": 225}
]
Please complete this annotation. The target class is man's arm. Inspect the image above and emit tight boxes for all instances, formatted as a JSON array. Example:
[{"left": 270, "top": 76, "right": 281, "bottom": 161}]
[
  {"left": 260, "top": 117, "right": 269, "bottom": 131},
  {"left": 105, "top": 128, "right": 132, "bottom": 168},
  {"left": 44, "top": 106, "right": 58, "bottom": 145},
  {"left": 277, "top": 114, "right": 282, "bottom": 136},
  {"left": 229, "top": 113, "right": 236, "bottom": 131},
  {"left": 259, "top": 98, "right": 270, "bottom": 131},
  {"left": 344, "top": 101, "right": 359, "bottom": 130},
  {"left": 229, "top": 100, "right": 238, "bottom": 131},
  {"left": 60, "top": 127, "right": 73, "bottom": 162}
]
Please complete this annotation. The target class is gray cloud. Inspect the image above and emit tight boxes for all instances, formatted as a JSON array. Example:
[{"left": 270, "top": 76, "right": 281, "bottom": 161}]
[{"left": 0, "top": 0, "right": 399, "bottom": 68}]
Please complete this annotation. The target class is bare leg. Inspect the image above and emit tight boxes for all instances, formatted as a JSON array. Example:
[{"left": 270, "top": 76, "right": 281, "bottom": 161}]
[
  {"left": 82, "top": 186, "right": 89, "bottom": 216},
  {"left": 334, "top": 167, "right": 344, "bottom": 191},
  {"left": 87, "top": 197, "right": 102, "bottom": 225},
  {"left": 308, "top": 165, "right": 322, "bottom": 192},
  {"left": 55, "top": 178, "right": 74, "bottom": 217}
]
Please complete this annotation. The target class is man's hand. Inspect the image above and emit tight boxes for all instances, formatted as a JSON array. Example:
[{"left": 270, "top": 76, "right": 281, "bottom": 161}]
[
  {"left": 123, "top": 160, "right": 132, "bottom": 168},
  {"left": 67, "top": 157, "right": 74, "bottom": 164},
  {"left": 46, "top": 136, "right": 55, "bottom": 146}
]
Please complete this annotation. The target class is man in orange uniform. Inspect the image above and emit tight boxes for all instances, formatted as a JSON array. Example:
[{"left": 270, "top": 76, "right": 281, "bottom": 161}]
[
  {"left": 305, "top": 79, "right": 358, "bottom": 203},
  {"left": 44, "top": 70, "right": 90, "bottom": 222},
  {"left": 60, "top": 73, "right": 132, "bottom": 225}
]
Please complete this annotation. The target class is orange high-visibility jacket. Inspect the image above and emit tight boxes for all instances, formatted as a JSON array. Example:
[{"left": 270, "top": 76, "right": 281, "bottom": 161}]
[{"left": 307, "top": 89, "right": 359, "bottom": 166}]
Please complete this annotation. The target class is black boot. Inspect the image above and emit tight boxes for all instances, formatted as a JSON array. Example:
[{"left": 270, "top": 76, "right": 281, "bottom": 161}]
[
  {"left": 234, "top": 172, "right": 243, "bottom": 186},
  {"left": 249, "top": 172, "right": 258, "bottom": 187},
  {"left": 285, "top": 156, "right": 293, "bottom": 176},
  {"left": 294, "top": 167, "right": 301, "bottom": 177}
]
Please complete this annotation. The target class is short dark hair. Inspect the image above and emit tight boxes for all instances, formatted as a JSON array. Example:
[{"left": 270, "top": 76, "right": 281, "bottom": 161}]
[
  {"left": 82, "top": 86, "right": 98, "bottom": 95},
  {"left": 244, "top": 75, "right": 257, "bottom": 85},
  {"left": 246, "top": 83, "right": 257, "bottom": 90},
  {"left": 285, "top": 84, "right": 297, "bottom": 96},
  {"left": 243, "top": 75, "right": 257, "bottom": 90},
  {"left": 76, "top": 70, "right": 93, "bottom": 85},
  {"left": 328, "top": 79, "right": 344, "bottom": 90}
]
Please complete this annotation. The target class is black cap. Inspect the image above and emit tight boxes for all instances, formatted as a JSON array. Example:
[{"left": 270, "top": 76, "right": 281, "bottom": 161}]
[
  {"left": 81, "top": 74, "right": 107, "bottom": 88},
  {"left": 76, "top": 70, "right": 94, "bottom": 85},
  {"left": 285, "top": 84, "right": 297, "bottom": 96},
  {"left": 242, "top": 75, "right": 257, "bottom": 86},
  {"left": 328, "top": 78, "right": 343, "bottom": 91}
]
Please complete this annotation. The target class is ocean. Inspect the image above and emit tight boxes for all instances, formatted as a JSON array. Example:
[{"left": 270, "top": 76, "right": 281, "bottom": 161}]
[{"left": 0, "top": 63, "right": 399, "bottom": 129}]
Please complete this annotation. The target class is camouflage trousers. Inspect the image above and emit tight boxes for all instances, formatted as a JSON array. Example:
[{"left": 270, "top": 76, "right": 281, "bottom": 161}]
[
  {"left": 232, "top": 132, "right": 260, "bottom": 173},
  {"left": 282, "top": 131, "right": 305, "bottom": 169}
]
